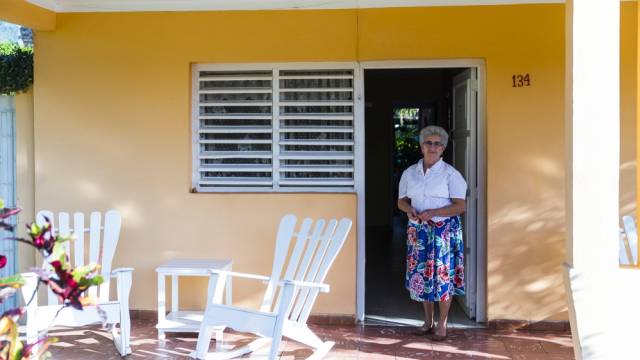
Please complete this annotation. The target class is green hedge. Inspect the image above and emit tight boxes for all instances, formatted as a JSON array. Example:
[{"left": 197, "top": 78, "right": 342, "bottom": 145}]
[{"left": 0, "top": 43, "right": 33, "bottom": 95}]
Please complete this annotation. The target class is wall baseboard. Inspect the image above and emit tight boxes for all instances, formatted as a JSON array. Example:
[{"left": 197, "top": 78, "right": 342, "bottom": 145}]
[
  {"left": 131, "top": 310, "right": 357, "bottom": 326},
  {"left": 132, "top": 310, "right": 568, "bottom": 332},
  {"left": 487, "top": 319, "right": 570, "bottom": 332}
]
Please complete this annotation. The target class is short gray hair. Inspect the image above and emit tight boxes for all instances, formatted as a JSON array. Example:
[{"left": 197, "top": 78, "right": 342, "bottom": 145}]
[{"left": 419, "top": 125, "right": 449, "bottom": 148}]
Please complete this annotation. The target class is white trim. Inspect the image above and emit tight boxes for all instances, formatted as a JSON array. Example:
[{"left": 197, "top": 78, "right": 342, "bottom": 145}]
[
  {"left": 26, "top": 0, "right": 597, "bottom": 12},
  {"left": 25, "top": 0, "right": 61, "bottom": 12},
  {"left": 272, "top": 70, "right": 281, "bottom": 191},
  {"left": 356, "top": 59, "right": 487, "bottom": 323},
  {"left": 475, "top": 63, "right": 487, "bottom": 323},
  {"left": 191, "top": 65, "right": 201, "bottom": 192},
  {"left": 353, "top": 65, "right": 366, "bottom": 322}
]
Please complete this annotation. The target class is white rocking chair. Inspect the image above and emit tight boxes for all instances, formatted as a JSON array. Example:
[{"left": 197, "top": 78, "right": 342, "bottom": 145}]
[
  {"left": 192, "top": 214, "right": 352, "bottom": 360},
  {"left": 21, "top": 210, "right": 133, "bottom": 356}
]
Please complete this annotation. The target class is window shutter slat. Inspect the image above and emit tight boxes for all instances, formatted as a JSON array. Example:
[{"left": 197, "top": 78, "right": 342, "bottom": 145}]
[
  {"left": 199, "top": 151, "right": 272, "bottom": 159},
  {"left": 279, "top": 151, "right": 354, "bottom": 160},
  {"left": 280, "top": 88, "right": 353, "bottom": 93},
  {"left": 199, "top": 126, "right": 272, "bottom": 134},
  {"left": 279, "top": 115, "right": 353, "bottom": 121}
]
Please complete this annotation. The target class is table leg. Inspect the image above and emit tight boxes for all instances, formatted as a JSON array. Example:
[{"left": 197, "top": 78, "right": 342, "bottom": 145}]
[
  {"left": 226, "top": 274, "right": 232, "bottom": 305},
  {"left": 157, "top": 273, "right": 166, "bottom": 340},
  {"left": 215, "top": 327, "right": 224, "bottom": 344},
  {"left": 172, "top": 275, "right": 179, "bottom": 313}
]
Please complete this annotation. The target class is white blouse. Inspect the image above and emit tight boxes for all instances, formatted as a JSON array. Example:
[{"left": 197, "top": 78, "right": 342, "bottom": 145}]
[{"left": 398, "top": 158, "right": 468, "bottom": 222}]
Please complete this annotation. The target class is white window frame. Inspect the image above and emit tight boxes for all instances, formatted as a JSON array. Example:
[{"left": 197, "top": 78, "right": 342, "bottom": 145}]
[{"left": 191, "top": 62, "right": 361, "bottom": 193}]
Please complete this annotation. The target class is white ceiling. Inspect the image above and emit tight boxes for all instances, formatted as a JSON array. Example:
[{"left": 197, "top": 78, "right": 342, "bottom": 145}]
[{"left": 26, "top": 0, "right": 569, "bottom": 13}]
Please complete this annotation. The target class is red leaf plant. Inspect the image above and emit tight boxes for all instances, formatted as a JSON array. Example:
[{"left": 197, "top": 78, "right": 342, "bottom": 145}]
[{"left": 0, "top": 201, "right": 104, "bottom": 359}]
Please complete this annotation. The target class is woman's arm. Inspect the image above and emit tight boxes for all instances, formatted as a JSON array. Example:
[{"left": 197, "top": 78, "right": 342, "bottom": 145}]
[
  {"left": 397, "top": 197, "right": 420, "bottom": 222},
  {"left": 418, "top": 198, "right": 466, "bottom": 222}
]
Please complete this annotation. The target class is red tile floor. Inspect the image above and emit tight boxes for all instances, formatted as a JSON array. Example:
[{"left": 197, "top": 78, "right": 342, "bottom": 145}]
[{"left": 47, "top": 318, "right": 575, "bottom": 359}]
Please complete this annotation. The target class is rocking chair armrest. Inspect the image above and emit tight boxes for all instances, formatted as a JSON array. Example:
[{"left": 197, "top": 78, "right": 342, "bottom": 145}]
[
  {"left": 209, "top": 269, "right": 270, "bottom": 283},
  {"left": 281, "top": 279, "right": 330, "bottom": 293}
]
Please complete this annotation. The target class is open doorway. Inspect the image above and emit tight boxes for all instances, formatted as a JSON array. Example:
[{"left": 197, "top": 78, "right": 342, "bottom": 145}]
[{"left": 363, "top": 66, "right": 482, "bottom": 326}]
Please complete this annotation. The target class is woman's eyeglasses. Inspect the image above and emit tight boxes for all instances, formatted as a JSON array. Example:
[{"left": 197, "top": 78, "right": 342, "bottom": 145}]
[{"left": 423, "top": 140, "right": 444, "bottom": 148}]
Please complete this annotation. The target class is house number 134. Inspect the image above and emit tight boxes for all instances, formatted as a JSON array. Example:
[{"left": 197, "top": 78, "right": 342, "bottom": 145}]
[{"left": 512, "top": 74, "right": 531, "bottom": 87}]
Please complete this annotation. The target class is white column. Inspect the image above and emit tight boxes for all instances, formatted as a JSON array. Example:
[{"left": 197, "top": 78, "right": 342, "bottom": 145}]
[{"left": 564, "top": 1, "right": 620, "bottom": 358}]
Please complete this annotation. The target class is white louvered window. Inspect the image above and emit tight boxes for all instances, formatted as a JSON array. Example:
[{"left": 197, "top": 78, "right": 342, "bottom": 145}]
[{"left": 193, "top": 64, "right": 356, "bottom": 192}]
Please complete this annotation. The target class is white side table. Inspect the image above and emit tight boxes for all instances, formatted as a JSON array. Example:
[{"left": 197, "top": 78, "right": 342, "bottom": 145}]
[{"left": 155, "top": 259, "right": 232, "bottom": 340}]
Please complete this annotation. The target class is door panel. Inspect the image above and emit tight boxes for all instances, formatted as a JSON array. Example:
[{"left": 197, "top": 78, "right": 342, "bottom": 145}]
[{"left": 451, "top": 69, "right": 477, "bottom": 319}]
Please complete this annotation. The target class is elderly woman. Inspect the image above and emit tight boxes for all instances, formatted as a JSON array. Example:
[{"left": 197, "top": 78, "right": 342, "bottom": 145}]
[{"left": 397, "top": 125, "right": 467, "bottom": 341}]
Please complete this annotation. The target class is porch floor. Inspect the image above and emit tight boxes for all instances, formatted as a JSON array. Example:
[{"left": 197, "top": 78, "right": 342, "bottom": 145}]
[{"left": 47, "top": 318, "right": 575, "bottom": 359}]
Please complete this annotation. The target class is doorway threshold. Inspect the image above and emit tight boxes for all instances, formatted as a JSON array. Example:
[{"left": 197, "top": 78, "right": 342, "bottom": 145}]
[
  {"left": 364, "top": 314, "right": 486, "bottom": 329},
  {"left": 365, "top": 315, "right": 422, "bottom": 327}
]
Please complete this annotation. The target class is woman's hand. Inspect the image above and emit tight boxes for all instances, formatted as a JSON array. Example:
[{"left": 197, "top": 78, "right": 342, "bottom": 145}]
[
  {"left": 398, "top": 197, "right": 420, "bottom": 222},
  {"left": 407, "top": 207, "right": 419, "bottom": 222},
  {"left": 418, "top": 210, "right": 435, "bottom": 222}
]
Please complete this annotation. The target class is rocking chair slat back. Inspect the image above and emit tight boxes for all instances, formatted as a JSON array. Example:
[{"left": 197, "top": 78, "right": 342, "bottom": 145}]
[
  {"left": 286, "top": 219, "right": 326, "bottom": 318},
  {"left": 36, "top": 210, "right": 122, "bottom": 305},
  {"left": 260, "top": 214, "right": 297, "bottom": 312},
  {"left": 265, "top": 215, "right": 351, "bottom": 323},
  {"left": 270, "top": 218, "right": 313, "bottom": 313},
  {"left": 297, "top": 217, "right": 351, "bottom": 323},
  {"left": 87, "top": 212, "right": 101, "bottom": 299},
  {"left": 73, "top": 213, "right": 85, "bottom": 268},
  {"left": 288, "top": 219, "right": 336, "bottom": 321},
  {"left": 57, "top": 213, "right": 71, "bottom": 256},
  {"left": 36, "top": 210, "right": 58, "bottom": 306},
  {"left": 99, "top": 210, "right": 121, "bottom": 303}
]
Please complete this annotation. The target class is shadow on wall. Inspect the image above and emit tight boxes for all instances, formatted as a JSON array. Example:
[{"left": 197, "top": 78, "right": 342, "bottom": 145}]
[
  {"left": 488, "top": 155, "right": 567, "bottom": 321},
  {"left": 489, "top": 157, "right": 637, "bottom": 321}
]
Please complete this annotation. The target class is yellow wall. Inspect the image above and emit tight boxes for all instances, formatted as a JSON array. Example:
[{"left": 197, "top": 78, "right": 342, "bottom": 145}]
[
  {"left": 357, "top": 4, "right": 566, "bottom": 321},
  {"left": 0, "top": 0, "right": 55, "bottom": 30},
  {"left": 621, "top": 3, "right": 637, "bottom": 223},
  {"left": 30, "top": 4, "right": 637, "bottom": 320},
  {"left": 34, "top": 10, "right": 359, "bottom": 313},
  {"left": 15, "top": 90, "right": 36, "bottom": 274}
]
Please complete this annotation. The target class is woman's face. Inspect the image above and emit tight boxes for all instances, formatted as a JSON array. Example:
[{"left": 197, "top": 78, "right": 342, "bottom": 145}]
[{"left": 421, "top": 135, "right": 445, "bottom": 163}]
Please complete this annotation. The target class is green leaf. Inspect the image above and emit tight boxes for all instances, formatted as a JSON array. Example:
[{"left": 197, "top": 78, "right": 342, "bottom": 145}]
[
  {"left": 0, "top": 274, "right": 25, "bottom": 288},
  {"left": 90, "top": 274, "right": 104, "bottom": 286},
  {"left": 71, "top": 263, "right": 101, "bottom": 282},
  {"left": 8, "top": 318, "right": 22, "bottom": 360},
  {"left": 55, "top": 235, "right": 72, "bottom": 244},
  {"left": 51, "top": 243, "right": 69, "bottom": 269},
  {"left": 73, "top": 261, "right": 103, "bottom": 289},
  {"left": 77, "top": 274, "right": 103, "bottom": 288},
  {"left": 0, "top": 43, "right": 33, "bottom": 95},
  {"left": 30, "top": 223, "right": 40, "bottom": 236}
]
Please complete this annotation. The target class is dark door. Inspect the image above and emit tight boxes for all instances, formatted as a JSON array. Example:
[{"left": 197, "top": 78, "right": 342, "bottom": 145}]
[{"left": 364, "top": 69, "right": 447, "bottom": 322}]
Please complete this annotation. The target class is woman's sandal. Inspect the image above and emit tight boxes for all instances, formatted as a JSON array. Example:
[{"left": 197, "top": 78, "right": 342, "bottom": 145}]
[
  {"left": 411, "top": 324, "right": 435, "bottom": 336},
  {"left": 430, "top": 332, "right": 447, "bottom": 341}
]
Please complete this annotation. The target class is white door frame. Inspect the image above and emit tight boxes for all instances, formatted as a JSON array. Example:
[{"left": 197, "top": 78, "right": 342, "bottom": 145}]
[{"left": 355, "top": 59, "right": 487, "bottom": 323}]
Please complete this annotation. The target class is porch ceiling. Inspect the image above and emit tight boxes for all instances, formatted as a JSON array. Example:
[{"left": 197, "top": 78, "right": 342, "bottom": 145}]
[{"left": 27, "top": 0, "right": 570, "bottom": 13}]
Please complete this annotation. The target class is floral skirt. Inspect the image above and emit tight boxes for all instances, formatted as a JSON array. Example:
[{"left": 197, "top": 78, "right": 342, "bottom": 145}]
[{"left": 405, "top": 216, "right": 465, "bottom": 302}]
